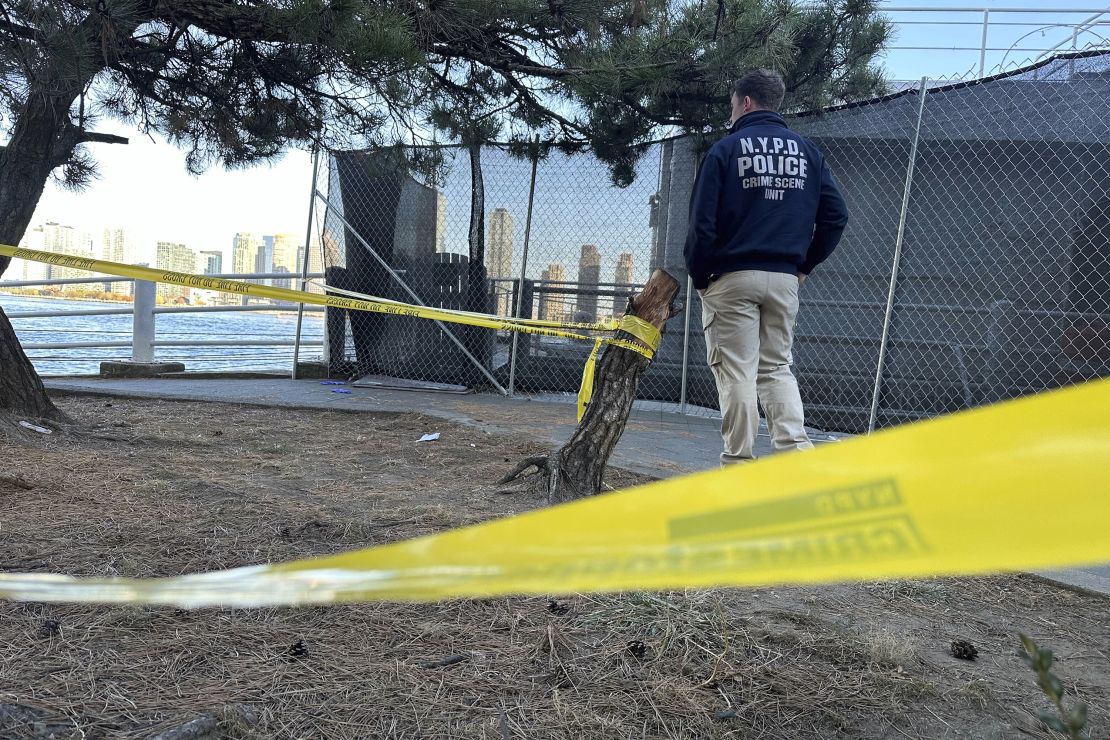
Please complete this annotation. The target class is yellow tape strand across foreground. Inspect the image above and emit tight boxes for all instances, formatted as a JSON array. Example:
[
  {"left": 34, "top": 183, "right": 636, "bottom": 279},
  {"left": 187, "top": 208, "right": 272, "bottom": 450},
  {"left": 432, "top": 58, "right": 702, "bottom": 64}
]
[{"left": 0, "top": 377, "right": 1108, "bottom": 607}]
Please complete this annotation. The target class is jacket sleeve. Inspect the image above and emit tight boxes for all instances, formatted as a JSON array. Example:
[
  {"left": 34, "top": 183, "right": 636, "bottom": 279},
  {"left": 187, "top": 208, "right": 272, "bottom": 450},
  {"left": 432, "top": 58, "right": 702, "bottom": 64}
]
[
  {"left": 684, "top": 147, "right": 727, "bottom": 290},
  {"left": 800, "top": 158, "right": 849, "bottom": 275}
]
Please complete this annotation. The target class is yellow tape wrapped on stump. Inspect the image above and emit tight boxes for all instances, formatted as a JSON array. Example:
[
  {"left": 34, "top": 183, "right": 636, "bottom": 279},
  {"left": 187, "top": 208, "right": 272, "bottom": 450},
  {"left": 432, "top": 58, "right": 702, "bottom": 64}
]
[{"left": 1, "top": 378, "right": 1108, "bottom": 607}]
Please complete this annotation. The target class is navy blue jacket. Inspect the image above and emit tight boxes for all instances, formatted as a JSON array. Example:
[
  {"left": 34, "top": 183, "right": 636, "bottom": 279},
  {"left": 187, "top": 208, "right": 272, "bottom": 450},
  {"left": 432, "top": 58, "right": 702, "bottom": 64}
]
[{"left": 684, "top": 111, "right": 849, "bottom": 290}]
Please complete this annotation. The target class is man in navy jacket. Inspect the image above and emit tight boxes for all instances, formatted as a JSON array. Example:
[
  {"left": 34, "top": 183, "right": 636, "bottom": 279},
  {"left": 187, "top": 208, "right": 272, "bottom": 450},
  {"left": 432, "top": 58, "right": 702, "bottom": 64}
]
[{"left": 685, "top": 69, "right": 849, "bottom": 464}]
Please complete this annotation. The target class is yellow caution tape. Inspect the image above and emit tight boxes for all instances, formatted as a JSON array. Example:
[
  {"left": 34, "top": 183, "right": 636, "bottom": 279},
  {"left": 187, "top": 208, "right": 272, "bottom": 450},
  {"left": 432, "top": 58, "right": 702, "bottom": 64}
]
[
  {"left": 307, "top": 275, "right": 661, "bottom": 361},
  {"left": 310, "top": 275, "right": 658, "bottom": 421},
  {"left": 1, "top": 378, "right": 1108, "bottom": 607},
  {"left": 313, "top": 278, "right": 620, "bottom": 333},
  {"left": 0, "top": 244, "right": 660, "bottom": 360},
  {"left": 578, "top": 339, "right": 604, "bottom": 420},
  {"left": 1, "top": 244, "right": 660, "bottom": 416}
]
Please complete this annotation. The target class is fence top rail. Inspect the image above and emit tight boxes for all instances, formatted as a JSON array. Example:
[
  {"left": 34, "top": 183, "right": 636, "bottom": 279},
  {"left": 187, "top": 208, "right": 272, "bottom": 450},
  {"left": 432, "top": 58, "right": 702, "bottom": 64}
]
[{"left": 882, "top": 6, "right": 1110, "bottom": 13}]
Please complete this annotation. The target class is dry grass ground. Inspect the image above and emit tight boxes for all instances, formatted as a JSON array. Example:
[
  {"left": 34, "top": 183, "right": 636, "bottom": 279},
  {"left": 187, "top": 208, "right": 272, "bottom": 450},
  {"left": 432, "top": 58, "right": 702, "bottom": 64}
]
[{"left": 1, "top": 397, "right": 1107, "bottom": 739}]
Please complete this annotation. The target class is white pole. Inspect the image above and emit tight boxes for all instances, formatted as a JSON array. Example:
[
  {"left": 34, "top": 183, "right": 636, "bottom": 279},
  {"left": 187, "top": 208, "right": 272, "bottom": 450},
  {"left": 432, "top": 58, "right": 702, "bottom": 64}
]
[{"left": 131, "top": 280, "right": 156, "bottom": 363}]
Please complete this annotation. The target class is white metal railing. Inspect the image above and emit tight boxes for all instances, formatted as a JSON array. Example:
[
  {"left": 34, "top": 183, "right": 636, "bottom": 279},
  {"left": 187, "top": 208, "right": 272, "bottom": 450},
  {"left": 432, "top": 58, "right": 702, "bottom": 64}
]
[{"left": 1, "top": 272, "right": 326, "bottom": 373}]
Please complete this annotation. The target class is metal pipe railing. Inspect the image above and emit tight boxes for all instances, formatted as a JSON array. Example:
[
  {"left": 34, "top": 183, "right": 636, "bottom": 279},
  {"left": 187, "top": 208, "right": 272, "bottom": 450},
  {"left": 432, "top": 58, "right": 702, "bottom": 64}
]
[
  {"left": 1, "top": 271, "right": 324, "bottom": 288},
  {"left": 23, "top": 340, "right": 324, "bottom": 350},
  {"left": 6, "top": 304, "right": 326, "bottom": 319},
  {"left": 5, "top": 272, "right": 327, "bottom": 373}
]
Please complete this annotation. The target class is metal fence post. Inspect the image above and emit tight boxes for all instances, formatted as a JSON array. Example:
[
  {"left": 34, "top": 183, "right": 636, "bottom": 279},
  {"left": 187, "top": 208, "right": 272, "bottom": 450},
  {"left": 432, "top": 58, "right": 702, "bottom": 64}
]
[
  {"left": 979, "top": 10, "right": 990, "bottom": 77},
  {"left": 868, "top": 77, "right": 928, "bottom": 433},
  {"left": 508, "top": 137, "right": 540, "bottom": 397},
  {"left": 292, "top": 147, "right": 321, "bottom": 379},
  {"left": 679, "top": 274, "right": 693, "bottom": 414},
  {"left": 131, "top": 279, "right": 156, "bottom": 363},
  {"left": 679, "top": 154, "right": 699, "bottom": 414}
]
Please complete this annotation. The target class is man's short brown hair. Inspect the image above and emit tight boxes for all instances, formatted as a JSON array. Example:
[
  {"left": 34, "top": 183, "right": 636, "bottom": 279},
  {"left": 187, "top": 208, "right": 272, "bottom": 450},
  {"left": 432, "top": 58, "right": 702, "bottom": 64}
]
[{"left": 731, "top": 69, "right": 786, "bottom": 112}]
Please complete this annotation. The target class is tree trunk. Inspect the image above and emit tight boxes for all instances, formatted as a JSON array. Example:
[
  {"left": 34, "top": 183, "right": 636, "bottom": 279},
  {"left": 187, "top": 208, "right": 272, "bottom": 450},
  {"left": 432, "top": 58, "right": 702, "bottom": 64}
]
[
  {"left": 501, "top": 268, "right": 681, "bottom": 503},
  {"left": 0, "top": 307, "right": 67, "bottom": 423},
  {"left": 465, "top": 141, "right": 486, "bottom": 314},
  {"left": 0, "top": 93, "right": 83, "bottom": 425},
  {"left": 461, "top": 140, "right": 491, "bottom": 383}
]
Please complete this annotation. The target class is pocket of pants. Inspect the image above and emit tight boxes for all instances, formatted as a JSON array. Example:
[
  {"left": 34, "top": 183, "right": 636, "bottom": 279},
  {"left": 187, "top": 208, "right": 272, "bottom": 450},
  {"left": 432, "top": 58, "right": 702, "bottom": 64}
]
[{"left": 702, "top": 307, "right": 722, "bottom": 367}]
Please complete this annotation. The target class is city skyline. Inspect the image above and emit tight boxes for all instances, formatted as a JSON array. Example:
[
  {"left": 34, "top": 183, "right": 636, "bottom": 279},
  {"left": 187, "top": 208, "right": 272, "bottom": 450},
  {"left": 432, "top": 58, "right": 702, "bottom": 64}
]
[{"left": 9, "top": 218, "right": 326, "bottom": 306}]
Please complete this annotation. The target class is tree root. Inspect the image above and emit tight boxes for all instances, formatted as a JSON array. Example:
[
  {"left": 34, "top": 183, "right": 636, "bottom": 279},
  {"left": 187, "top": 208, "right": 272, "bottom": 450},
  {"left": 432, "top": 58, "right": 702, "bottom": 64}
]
[
  {"left": 497, "top": 455, "right": 550, "bottom": 485},
  {"left": 0, "top": 474, "right": 33, "bottom": 490}
]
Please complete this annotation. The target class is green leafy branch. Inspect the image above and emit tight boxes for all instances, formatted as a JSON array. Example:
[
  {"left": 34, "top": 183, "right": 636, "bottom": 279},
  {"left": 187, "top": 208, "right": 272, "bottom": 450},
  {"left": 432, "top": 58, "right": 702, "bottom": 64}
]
[{"left": 1019, "top": 634, "right": 1089, "bottom": 739}]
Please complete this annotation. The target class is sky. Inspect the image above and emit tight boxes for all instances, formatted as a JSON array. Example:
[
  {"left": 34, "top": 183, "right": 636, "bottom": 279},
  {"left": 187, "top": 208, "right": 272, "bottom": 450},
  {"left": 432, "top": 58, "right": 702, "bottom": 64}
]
[{"left": 12, "top": 1, "right": 1108, "bottom": 273}]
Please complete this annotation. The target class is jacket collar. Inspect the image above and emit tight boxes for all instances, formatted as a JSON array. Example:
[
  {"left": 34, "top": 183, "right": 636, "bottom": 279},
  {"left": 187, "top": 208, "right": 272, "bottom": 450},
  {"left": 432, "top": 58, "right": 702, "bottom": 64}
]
[{"left": 730, "top": 110, "right": 788, "bottom": 134}]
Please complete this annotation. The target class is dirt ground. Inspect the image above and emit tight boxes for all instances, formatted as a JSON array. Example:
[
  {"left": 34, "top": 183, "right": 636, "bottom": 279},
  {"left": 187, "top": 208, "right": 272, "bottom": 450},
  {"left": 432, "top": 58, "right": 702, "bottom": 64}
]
[{"left": 1, "top": 396, "right": 1107, "bottom": 739}]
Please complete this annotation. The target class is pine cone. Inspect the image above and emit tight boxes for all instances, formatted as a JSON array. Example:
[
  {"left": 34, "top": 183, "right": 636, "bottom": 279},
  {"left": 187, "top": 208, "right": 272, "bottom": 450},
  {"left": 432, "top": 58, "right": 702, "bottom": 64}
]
[
  {"left": 627, "top": 640, "right": 647, "bottom": 659},
  {"left": 37, "top": 619, "right": 61, "bottom": 639},
  {"left": 288, "top": 639, "right": 309, "bottom": 660},
  {"left": 547, "top": 599, "right": 570, "bottom": 616},
  {"left": 951, "top": 639, "right": 978, "bottom": 661}
]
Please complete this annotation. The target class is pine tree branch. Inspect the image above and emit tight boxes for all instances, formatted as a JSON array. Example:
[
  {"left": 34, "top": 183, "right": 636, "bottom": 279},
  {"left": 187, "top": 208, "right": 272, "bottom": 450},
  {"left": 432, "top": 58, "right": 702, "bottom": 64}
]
[
  {"left": 79, "top": 131, "right": 129, "bottom": 145},
  {"left": 0, "top": 17, "right": 44, "bottom": 44}
]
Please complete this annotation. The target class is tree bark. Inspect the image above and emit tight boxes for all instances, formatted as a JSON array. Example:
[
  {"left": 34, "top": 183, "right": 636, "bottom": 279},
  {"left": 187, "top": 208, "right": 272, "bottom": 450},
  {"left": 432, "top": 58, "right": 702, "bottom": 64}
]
[
  {"left": 501, "top": 268, "right": 681, "bottom": 503},
  {"left": 465, "top": 141, "right": 486, "bottom": 314},
  {"left": 0, "top": 91, "right": 86, "bottom": 425},
  {"left": 0, "top": 307, "right": 67, "bottom": 423},
  {"left": 461, "top": 140, "right": 492, "bottom": 381}
]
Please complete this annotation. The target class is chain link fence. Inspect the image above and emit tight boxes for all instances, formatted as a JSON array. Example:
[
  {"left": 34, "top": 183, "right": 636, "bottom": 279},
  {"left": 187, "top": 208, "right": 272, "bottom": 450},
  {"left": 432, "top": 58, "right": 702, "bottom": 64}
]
[{"left": 300, "top": 50, "right": 1110, "bottom": 433}]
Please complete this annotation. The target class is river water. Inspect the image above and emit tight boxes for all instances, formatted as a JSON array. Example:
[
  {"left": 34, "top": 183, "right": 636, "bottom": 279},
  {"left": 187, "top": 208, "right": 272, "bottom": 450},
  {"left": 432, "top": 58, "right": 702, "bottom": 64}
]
[{"left": 0, "top": 294, "right": 325, "bottom": 376}]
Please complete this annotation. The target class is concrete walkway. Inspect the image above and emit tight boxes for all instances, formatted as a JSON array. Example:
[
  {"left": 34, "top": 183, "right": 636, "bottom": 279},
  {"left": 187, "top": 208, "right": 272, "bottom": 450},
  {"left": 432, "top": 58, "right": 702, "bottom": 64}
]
[
  {"left": 45, "top": 377, "right": 841, "bottom": 478},
  {"left": 43, "top": 377, "right": 1109, "bottom": 597}
]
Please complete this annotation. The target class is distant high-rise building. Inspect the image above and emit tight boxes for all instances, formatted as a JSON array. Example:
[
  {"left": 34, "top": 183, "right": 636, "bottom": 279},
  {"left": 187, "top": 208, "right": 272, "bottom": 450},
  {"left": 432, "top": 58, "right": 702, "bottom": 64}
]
[
  {"left": 486, "top": 208, "right": 514, "bottom": 315},
  {"left": 101, "top": 229, "right": 127, "bottom": 262},
  {"left": 435, "top": 191, "right": 447, "bottom": 252},
  {"left": 613, "top": 252, "right": 635, "bottom": 318},
  {"left": 200, "top": 250, "right": 223, "bottom": 275},
  {"left": 98, "top": 229, "right": 132, "bottom": 295},
  {"left": 614, "top": 253, "right": 634, "bottom": 285},
  {"left": 16, "top": 225, "right": 49, "bottom": 283},
  {"left": 272, "top": 265, "right": 292, "bottom": 291},
  {"left": 270, "top": 233, "right": 297, "bottom": 274},
  {"left": 576, "top": 244, "right": 601, "bottom": 322},
  {"left": 232, "top": 232, "right": 260, "bottom": 275},
  {"left": 296, "top": 237, "right": 326, "bottom": 294},
  {"left": 256, "top": 235, "right": 275, "bottom": 282},
  {"left": 24, "top": 222, "right": 94, "bottom": 281},
  {"left": 539, "top": 262, "right": 567, "bottom": 322},
  {"left": 155, "top": 242, "right": 197, "bottom": 301}
]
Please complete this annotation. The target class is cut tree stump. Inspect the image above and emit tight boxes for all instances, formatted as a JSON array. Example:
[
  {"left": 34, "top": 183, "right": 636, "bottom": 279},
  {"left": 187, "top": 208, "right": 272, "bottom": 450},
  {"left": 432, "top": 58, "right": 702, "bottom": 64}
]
[{"left": 501, "top": 268, "right": 681, "bottom": 503}]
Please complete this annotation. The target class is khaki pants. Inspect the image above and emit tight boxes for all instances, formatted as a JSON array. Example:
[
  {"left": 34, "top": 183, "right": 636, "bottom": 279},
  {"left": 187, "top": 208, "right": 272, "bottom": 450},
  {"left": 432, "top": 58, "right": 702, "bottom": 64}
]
[{"left": 700, "top": 270, "right": 813, "bottom": 464}]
